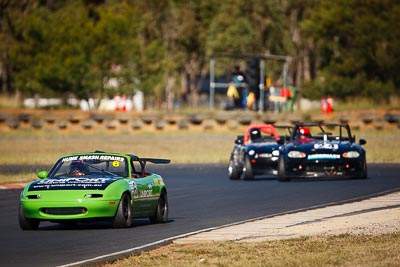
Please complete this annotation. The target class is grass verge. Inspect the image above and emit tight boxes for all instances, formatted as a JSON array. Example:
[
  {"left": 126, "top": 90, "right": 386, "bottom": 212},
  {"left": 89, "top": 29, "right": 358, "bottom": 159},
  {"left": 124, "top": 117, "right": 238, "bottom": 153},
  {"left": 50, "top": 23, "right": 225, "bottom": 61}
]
[{"left": 102, "top": 234, "right": 400, "bottom": 267}]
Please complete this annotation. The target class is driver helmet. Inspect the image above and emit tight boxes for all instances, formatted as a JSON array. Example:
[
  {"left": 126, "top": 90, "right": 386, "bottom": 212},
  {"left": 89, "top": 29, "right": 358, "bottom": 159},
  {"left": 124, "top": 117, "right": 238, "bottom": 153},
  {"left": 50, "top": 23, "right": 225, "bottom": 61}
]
[
  {"left": 250, "top": 128, "right": 262, "bottom": 142},
  {"left": 69, "top": 160, "right": 87, "bottom": 176},
  {"left": 298, "top": 127, "right": 311, "bottom": 138}
]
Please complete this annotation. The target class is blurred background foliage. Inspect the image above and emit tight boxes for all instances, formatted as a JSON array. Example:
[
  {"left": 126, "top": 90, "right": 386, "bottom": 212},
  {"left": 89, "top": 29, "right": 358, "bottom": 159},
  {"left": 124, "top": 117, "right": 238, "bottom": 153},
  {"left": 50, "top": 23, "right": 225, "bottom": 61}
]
[{"left": 0, "top": 0, "right": 399, "bottom": 108}]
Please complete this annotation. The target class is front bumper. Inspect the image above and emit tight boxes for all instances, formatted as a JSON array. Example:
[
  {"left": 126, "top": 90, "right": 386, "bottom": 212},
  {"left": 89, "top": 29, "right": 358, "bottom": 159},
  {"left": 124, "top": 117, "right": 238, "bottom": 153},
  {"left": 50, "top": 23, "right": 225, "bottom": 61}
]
[
  {"left": 284, "top": 158, "right": 365, "bottom": 178},
  {"left": 21, "top": 199, "right": 120, "bottom": 221},
  {"left": 20, "top": 190, "right": 121, "bottom": 221},
  {"left": 250, "top": 157, "right": 279, "bottom": 175}
]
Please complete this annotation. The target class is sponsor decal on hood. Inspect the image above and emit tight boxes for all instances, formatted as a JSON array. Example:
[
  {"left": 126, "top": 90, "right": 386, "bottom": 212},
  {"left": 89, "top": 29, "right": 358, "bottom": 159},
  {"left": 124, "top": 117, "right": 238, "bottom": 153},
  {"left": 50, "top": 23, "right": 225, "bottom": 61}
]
[
  {"left": 308, "top": 154, "right": 341, "bottom": 160},
  {"left": 28, "top": 177, "right": 118, "bottom": 191}
]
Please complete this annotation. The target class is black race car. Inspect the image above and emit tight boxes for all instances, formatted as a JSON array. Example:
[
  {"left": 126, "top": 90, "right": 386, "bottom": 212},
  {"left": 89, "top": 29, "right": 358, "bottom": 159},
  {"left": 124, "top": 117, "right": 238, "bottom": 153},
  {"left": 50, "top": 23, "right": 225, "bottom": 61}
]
[
  {"left": 278, "top": 122, "right": 367, "bottom": 181},
  {"left": 228, "top": 124, "right": 292, "bottom": 180}
]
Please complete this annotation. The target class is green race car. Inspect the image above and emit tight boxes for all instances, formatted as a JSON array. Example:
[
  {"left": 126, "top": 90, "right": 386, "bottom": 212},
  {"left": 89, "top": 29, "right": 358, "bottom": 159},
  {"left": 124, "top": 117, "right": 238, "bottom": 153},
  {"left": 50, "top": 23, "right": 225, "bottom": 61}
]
[{"left": 19, "top": 150, "right": 170, "bottom": 230}]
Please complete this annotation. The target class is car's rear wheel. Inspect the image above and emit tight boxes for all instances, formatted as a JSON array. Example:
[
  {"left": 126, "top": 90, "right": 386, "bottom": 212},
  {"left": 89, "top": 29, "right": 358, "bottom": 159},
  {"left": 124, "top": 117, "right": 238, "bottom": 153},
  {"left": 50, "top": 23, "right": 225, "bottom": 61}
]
[
  {"left": 243, "top": 156, "right": 254, "bottom": 180},
  {"left": 278, "top": 156, "right": 290, "bottom": 182},
  {"left": 19, "top": 204, "right": 39, "bottom": 230},
  {"left": 228, "top": 159, "right": 241, "bottom": 180},
  {"left": 150, "top": 190, "right": 168, "bottom": 223},
  {"left": 112, "top": 193, "right": 132, "bottom": 228}
]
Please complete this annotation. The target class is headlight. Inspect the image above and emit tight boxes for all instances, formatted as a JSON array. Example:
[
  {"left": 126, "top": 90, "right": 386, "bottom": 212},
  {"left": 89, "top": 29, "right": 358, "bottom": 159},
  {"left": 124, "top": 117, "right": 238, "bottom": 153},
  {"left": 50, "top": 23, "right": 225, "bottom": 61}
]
[
  {"left": 272, "top": 150, "right": 280, "bottom": 156},
  {"left": 343, "top": 151, "right": 360, "bottom": 158},
  {"left": 248, "top": 150, "right": 255, "bottom": 156},
  {"left": 288, "top": 151, "right": 307, "bottom": 158}
]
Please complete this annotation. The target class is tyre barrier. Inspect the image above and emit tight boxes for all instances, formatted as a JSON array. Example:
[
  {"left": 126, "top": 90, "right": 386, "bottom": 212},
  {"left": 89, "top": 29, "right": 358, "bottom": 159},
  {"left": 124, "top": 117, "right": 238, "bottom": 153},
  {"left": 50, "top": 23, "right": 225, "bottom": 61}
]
[{"left": 0, "top": 111, "right": 399, "bottom": 132}]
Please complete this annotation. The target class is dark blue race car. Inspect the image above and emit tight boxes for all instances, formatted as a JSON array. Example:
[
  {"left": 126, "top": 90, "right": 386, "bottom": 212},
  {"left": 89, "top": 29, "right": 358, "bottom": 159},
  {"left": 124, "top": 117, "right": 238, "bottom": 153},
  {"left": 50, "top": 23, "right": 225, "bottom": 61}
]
[
  {"left": 228, "top": 124, "right": 292, "bottom": 180},
  {"left": 278, "top": 122, "right": 367, "bottom": 181}
]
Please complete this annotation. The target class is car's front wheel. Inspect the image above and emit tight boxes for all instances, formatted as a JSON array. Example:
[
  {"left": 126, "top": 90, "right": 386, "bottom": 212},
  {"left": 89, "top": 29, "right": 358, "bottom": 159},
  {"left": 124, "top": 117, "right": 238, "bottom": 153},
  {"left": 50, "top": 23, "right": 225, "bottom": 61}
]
[
  {"left": 112, "top": 193, "right": 132, "bottom": 228},
  {"left": 150, "top": 190, "right": 168, "bottom": 223},
  {"left": 228, "top": 159, "right": 241, "bottom": 180},
  {"left": 19, "top": 204, "right": 39, "bottom": 230},
  {"left": 278, "top": 156, "right": 290, "bottom": 182},
  {"left": 243, "top": 156, "right": 254, "bottom": 180}
]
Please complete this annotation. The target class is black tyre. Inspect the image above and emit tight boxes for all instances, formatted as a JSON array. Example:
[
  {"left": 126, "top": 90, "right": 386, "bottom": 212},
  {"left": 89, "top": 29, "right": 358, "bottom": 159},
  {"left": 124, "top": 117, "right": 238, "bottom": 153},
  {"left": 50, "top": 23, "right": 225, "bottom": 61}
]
[
  {"left": 19, "top": 204, "right": 39, "bottom": 230},
  {"left": 150, "top": 190, "right": 168, "bottom": 223},
  {"left": 278, "top": 157, "right": 290, "bottom": 182},
  {"left": 243, "top": 156, "right": 254, "bottom": 180},
  {"left": 359, "top": 159, "right": 368, "bottom": 179},
  {"left": 112, "top": 193, "right": 132, "bottom": 228},
  {"left": 228, "top": 159, "right": 241, "bottom": 180}
]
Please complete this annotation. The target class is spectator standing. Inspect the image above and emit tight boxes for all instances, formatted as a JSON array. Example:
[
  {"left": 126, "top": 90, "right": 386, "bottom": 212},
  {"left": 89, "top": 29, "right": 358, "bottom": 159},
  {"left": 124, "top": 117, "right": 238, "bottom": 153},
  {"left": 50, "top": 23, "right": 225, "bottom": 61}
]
[
  {"left": 231, "top": 65, "right": 248, "bottom": 109},
  {"left": 226, "top": 82, "right": 240, "bottom": 109},
  {"left": 327, "top": 95, "right": 334, "bottom": 113},
  {"left": 321, "top": 97, "right": 328, "bottom": 114},
  {"left": 114, "top": 93, "right": 121, "bottom": 111}
]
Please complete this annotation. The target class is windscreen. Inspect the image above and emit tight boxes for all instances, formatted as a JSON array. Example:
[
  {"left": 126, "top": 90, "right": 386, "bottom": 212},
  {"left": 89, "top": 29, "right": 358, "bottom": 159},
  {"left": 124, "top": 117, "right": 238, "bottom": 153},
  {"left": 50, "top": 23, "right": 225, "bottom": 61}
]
[{"left": 48, "top": 154, "right": 128, "bottom": 178}]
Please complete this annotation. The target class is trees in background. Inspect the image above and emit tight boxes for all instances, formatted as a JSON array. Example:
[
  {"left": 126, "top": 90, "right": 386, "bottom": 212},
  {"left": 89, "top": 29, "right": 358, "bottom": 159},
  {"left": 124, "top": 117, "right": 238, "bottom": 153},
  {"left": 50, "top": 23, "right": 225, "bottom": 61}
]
[
  {"left": 0, "top": 0, "right": 398, "bottom": 109},
  {"left": 301, "top": 0, "right": 400, "bottom": 101}
]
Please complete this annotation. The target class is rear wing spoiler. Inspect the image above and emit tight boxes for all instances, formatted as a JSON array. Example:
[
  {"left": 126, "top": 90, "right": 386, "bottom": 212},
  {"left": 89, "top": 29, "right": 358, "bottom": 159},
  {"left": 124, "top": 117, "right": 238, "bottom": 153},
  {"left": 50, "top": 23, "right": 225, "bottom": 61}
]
[
  {"left": 137, "top": 158, "right": 171, "bottom": 164},
  {"left": 130, "top": 155, "right": 171, "bottom": 176}
]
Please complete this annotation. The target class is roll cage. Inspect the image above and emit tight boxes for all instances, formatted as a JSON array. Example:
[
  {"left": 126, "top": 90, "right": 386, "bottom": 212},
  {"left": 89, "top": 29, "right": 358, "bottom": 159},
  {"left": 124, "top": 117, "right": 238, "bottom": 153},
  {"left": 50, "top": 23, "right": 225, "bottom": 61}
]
[
  {"left": 291, "top": 122, "right": 354, "bottom": 142},
  {"left": 243, "top": 124, "right": 281, "bottom": 144}
]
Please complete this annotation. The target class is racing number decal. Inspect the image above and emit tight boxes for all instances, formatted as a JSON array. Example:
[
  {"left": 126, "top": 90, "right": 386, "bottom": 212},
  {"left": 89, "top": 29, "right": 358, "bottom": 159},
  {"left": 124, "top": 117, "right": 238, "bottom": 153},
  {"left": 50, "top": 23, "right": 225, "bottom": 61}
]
[
  {"left": 314, "top": 143, "right": 339, "bottom": 150},
  {"left": 112, "top": 160, "right": 120, "bottom": 167}
]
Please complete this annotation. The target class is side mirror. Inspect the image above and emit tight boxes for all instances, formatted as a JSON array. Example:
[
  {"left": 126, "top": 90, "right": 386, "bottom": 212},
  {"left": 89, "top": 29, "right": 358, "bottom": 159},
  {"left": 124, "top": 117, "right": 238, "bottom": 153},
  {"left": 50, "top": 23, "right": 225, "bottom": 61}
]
[
  {"left": 37, "top": 171, "right": 48, "bottom": 179},
  {"left": 359, "top": 139, "right": 367, "bottom": 145},
  {"left": 235, "top": 135, "right": 244, "bottom": 145}
]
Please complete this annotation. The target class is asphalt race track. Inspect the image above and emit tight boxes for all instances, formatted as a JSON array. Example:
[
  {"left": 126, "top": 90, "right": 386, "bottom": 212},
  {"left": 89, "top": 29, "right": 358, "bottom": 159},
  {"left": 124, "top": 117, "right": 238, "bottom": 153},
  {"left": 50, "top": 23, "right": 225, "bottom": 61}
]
[{"left": 1, "top": 163, "right": 400, "bottom": 266}]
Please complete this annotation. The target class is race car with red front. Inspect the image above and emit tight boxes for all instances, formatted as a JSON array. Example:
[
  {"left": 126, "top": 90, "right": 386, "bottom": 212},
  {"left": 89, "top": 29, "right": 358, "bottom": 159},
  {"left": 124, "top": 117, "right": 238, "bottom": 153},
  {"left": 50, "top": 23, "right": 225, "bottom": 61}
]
[
  {"left": 228, "top": 124, "right": 292, "bottom": 180},
  {"left": 278, "top": 122, "right": 367, "bottom": 181},
  {"left": 19, "top": 150, "right": 170, "bottom": 230}
]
